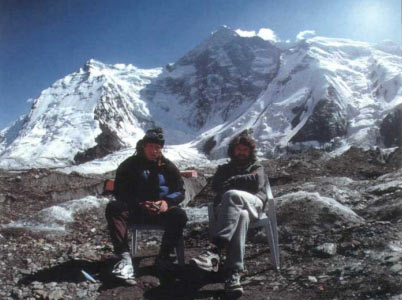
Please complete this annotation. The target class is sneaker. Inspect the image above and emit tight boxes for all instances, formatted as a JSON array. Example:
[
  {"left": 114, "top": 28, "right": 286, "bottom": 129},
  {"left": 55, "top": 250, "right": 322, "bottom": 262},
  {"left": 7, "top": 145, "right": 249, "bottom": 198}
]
[
  {"left": 189, "top": 249, "right": 220, "bottom": 272},
  {"left": 224, "top": 271, "right": 244, "bottom": 297},
  {"left": 112, "top": 258, "right": 136, "bottom": 282}
]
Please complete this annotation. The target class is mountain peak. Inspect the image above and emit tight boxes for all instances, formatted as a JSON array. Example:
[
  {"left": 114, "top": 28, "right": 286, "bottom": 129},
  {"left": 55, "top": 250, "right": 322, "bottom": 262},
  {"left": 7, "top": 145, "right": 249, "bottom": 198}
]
[
  {"left": 83, "top": 59, "right": 106, "bottom": 73},
  {"left": 207, "top": 25, "right": 239, "bottom": 46},
  {"left": 211, "top": 25, "right": 238, "bottom": 37},
  {"left": 176, "top": 25, "right": 241, "bottom": 65}
]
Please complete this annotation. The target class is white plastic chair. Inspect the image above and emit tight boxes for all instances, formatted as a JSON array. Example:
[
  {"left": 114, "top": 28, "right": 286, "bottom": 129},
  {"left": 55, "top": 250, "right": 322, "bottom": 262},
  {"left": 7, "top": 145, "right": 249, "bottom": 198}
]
[
  {"left": 208, "top": 181, "right": 280, "bottom": 270},
  {"left": 129, "top": 224, "right": 185, "bottom": 265}
]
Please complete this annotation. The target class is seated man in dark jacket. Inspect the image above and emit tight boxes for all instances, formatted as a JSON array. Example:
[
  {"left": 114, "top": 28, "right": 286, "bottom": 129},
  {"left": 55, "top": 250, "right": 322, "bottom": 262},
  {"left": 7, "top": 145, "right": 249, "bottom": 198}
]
[
  {"left": 105, "top": 128, "right": 187, "bottom": 284},
  {"left": 190, "top": 132, "right": 266, "bottom": 297}
]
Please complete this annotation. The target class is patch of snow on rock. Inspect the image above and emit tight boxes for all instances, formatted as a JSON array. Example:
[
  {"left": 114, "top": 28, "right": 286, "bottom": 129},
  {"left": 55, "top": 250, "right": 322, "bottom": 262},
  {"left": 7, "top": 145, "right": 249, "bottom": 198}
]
[{"left": 1, "top": 196, "right": 108, "bottom": 232}]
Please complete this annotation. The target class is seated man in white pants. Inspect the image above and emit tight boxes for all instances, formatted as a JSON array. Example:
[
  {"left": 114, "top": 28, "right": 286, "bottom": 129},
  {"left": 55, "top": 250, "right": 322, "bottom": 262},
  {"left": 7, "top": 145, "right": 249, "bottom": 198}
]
[{"left": 190, "top": 131, "right": 266, "bottom": 297}]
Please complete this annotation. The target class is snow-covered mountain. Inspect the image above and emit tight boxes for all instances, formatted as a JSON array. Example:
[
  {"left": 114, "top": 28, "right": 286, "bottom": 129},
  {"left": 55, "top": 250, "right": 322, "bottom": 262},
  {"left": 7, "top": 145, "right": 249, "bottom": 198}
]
[
  {"left": 144, "top": 26, "right": 280, "bottom": 132},
  {"left": 195, "top": 36, "right": 402, "bottom": 158},
  {"left": 0, "top": 61, "right": 162, "bottom": 168},
  {"left": 0, "top": 26, "right": 401, "bottom": 169}
]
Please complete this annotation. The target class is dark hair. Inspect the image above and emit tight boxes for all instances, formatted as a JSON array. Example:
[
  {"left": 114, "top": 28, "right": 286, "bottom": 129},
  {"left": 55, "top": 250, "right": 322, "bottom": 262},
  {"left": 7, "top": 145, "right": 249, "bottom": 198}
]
[
  {"left": 227, "top": 132, "right": 256, "bottom": 161},
  {"left": 135, "top": 139, "right": 145, "bottom": 155}
]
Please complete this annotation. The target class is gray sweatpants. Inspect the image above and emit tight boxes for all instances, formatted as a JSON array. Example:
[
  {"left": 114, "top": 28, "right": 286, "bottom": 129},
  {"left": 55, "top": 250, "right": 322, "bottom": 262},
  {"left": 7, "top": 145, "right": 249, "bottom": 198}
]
[{"left": 212, "top": 189, "right": 263, "bottom": 271}]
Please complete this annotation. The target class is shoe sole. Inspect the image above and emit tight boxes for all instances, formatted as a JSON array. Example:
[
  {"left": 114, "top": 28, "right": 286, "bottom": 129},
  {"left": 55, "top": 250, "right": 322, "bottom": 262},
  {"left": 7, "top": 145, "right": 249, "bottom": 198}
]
[
  {"left": 113, "top": 274, "right": 137, "bottom": 285},
  {"left": 225, "top": 288, "right": 244, "bottom": 298},
  {"left": 124, "top": 278, "right": 137, "bottom": 285},
  {"left": 114, "top": 273, "right": 136, "bottom": 280}
]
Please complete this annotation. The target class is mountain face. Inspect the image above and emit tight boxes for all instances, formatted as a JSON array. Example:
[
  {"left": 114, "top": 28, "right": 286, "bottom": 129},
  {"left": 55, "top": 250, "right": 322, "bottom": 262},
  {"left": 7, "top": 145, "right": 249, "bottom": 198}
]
[
  {"left": 290, "top": 87, "right": 348, "bottom": 144},
  {"left": 143, "top": 26, "right": 281, "bottom": 131},
  {"left": 0, "top": 27, "right": 401, "bottom": 169},
  {"left": 196, "top": 37, "right": 402, "bottom": 158}
]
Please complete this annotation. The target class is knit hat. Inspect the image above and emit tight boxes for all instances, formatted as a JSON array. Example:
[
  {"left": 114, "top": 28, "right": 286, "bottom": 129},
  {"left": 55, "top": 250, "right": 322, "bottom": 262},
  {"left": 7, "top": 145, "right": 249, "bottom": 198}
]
[{"left": 142, "top": 127, "right": 165, "bottom": 147}]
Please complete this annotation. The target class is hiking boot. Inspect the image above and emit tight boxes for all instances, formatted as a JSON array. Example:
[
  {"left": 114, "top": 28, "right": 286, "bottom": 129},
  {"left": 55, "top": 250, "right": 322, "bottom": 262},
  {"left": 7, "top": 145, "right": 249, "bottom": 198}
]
[
  {"left": 189, "top": 249, "right": 220, "bottom": 272},
  {"left": 224, "top": 270, "right": 244, "bottom": 297},
  {"left": 112, "top": 257, "right": 136, "bottom": 283},
  {"left": 155, "top": 255, "right": 177, "bottom": 273},
  {"left": 155, "top": 255, "right": 178, "bottom": 286}
]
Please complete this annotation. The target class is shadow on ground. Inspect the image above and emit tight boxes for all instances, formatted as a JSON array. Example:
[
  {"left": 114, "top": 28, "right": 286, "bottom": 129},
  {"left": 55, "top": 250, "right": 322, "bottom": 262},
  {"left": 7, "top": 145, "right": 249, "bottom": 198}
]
[{"left": 19, "top": 259, "right": 107, "bottom": 285}]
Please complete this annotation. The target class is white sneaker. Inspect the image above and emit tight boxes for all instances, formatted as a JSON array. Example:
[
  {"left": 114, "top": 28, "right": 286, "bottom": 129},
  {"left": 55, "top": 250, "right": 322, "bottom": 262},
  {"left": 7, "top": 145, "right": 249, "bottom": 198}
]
[
  {"left": 189, "top": 249, "right": 220, "bottom": 272},
  {"left": 225, "top": 271, "right": 244, "bottom": 297},
  {"left": 112, "top": 258, "right": 136, "bottom": 282}
]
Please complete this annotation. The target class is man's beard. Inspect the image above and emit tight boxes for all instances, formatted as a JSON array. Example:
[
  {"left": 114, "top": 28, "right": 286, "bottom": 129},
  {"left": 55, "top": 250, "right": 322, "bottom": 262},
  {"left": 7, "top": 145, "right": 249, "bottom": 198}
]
[{"left": 233, "top": 154, "right": 251, "bottom": 163}]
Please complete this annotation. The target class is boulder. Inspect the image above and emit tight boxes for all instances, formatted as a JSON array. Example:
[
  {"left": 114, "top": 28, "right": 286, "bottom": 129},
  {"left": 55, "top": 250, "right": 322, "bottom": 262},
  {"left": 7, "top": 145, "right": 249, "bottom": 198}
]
[{"left": 276, "top": 191, "right": 364, "bottom": 232}]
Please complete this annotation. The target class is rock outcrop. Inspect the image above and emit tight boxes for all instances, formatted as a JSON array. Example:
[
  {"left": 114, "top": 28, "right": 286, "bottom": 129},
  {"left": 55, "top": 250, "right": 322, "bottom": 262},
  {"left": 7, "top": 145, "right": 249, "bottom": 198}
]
[{"left": 380, "top": 103, "right": 402, "bottom": 147}]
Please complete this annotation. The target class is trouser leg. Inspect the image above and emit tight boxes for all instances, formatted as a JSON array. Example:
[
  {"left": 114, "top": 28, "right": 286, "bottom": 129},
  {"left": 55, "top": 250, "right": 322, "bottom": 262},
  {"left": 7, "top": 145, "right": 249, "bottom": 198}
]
[
  {"left": 158, "top": 207, "right": 188, "bottom": 257},
  {"left": 213, "top": 190, "right": 263, "bottom": 271},
  {"left": 160, "top": 207, "right": 188, "bottom": 256},
  {"left": 105, "top": 201, "right": 130, "bottom": 255},
  {"left": 106, "top": 201, "right": 188, "bottom": 258},
  {"left": 224, "top": 210, "right": 249, "bottom": 271}
]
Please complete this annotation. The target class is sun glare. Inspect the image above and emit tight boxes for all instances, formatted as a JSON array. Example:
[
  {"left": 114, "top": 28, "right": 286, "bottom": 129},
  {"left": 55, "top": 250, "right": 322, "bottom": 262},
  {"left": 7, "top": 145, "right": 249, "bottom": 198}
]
[
  {"left": 347, "top": 0, "right": 396, "bottom": 42},
  {"left": 358, "top": 1, "right": 383, "bottom": 24}
]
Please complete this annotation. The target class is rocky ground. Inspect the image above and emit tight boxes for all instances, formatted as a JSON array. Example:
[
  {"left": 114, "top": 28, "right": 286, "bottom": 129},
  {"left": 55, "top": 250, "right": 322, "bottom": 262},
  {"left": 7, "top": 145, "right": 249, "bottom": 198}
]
[{"left": 1, "top": 147, "right": 402, "bottom": 300}]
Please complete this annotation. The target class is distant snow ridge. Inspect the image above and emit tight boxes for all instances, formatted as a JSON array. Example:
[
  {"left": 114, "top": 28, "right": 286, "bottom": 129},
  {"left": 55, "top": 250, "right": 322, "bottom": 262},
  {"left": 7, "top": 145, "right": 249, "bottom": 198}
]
[{"left": 0, "top": 27, "right": 401, "bottom": 170}]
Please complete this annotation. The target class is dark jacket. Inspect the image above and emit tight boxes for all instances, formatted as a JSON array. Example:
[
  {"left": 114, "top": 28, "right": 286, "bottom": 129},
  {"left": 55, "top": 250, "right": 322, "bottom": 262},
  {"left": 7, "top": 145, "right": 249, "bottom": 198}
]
[
  {"left": 114, "top": 153, "right": 185, "bottom": 215},
  {"left": 212, "top": 159, "right": 267, "bottom": 207}
]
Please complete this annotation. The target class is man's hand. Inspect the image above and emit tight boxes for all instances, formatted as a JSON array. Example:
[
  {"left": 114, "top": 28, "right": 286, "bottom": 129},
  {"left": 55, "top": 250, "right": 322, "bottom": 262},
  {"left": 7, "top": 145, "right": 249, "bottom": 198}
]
[
  {"left": 139, "top": 200, "right": 168, "bottom": 215},
  {"left": 222, "top": 176, "right": 238, "bottom": 191},
  {"left": 154, "top": 200, "right": 168, "bottom": 214}
]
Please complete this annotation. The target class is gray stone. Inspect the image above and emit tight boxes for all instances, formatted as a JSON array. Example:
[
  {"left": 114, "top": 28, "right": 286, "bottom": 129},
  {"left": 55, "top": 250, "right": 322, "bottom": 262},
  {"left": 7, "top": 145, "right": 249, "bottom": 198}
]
[
  {"left": 31, "top": 281, "right": 44, "bottom": 289},
  {"left": 48, "top": 289, "right": 65, "bottom": 300},
  {"left": 34, "top": 289, "right": 48, "bottom": 299},
  {"left": 384, "top": 253, "right": 402, "bottom": 263},
  {"left": 19, "top": 269, "right": 31, "bottom": 275},
  {"left": 390, "top": 264, "right": 402, "bottom": 274},
  {"left": 76, "top": 289, "right": 88, "bottom": 298},
  {"left": 314, "top": 243, "right": 338, "bottom": 257}
]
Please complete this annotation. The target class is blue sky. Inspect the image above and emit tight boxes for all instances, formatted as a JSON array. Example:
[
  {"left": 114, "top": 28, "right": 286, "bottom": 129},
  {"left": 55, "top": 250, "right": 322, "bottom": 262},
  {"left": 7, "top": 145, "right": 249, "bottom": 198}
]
[{"left": 0, "top": 0, "right": 401, "bottom": 130}]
